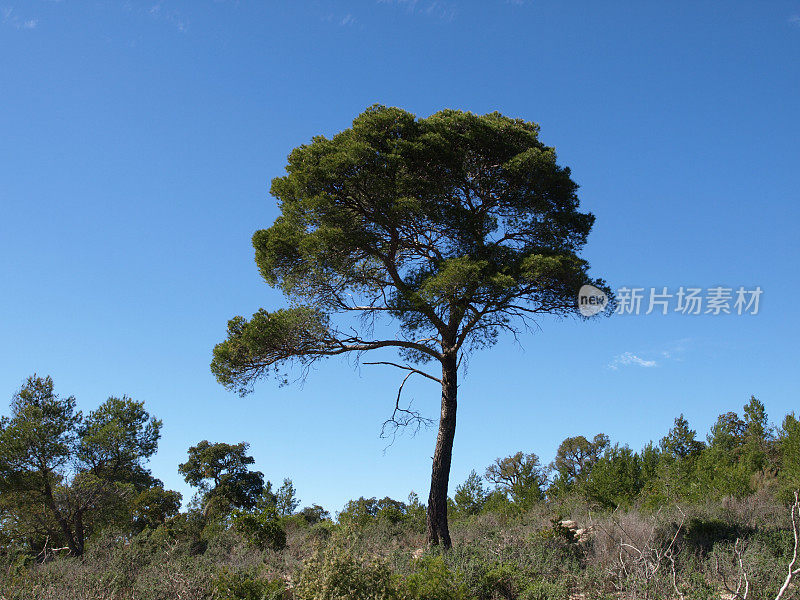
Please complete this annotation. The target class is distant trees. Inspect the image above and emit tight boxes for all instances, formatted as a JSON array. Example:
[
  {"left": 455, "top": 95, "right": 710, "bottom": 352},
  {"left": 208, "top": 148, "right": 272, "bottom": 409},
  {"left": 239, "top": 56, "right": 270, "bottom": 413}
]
[
  {"left": 0, "top": 375, "right": 163, "bottom": 556},
  {"left": 660, "top": 415, "right": 705, "bottom": 460},
  {"left": 447, "top": 396, "right": 788, "bottom": 514},
  {"left": 338, "top": 497, "right": 413, "bottom": 527},
  {"left": 582, "top": 444, "right": 643, "bottom": 509},
  {"left": 0, "top": 373, "right": 795, "bottom": 564},
  {"left": 553, "top": 434, "right": 609, "bottom": 483},
  {"left": 298, "top": 504, "right": 331, "bottom": 525}
]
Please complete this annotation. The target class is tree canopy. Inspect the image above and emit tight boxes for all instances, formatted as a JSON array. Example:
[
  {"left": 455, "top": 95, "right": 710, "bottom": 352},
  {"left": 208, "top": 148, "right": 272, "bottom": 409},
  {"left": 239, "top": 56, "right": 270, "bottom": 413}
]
[{"left": 178, "top": 441, "right": 264, "bottom": 515}]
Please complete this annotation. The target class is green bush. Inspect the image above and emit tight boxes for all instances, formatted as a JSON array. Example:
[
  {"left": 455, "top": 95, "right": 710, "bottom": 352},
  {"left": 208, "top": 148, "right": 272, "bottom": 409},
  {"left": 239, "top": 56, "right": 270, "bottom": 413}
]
[
  {"left": 293, "top": 547, "right": 400, "bottom": 600},
  {"left": 520, "top": 578, "right": 570, "bottom": 600},
  {"left": 232, "top": 505, "right": 287, "bottom": 551},
  {"left": 215, "top": 568, "right": 285, "bottom": 600},
  {"left": 478, "top": 562, "right": 523, "bottom": 599},
  {"left": 402, "top": 556, "right": 470, "bottom": 600}
]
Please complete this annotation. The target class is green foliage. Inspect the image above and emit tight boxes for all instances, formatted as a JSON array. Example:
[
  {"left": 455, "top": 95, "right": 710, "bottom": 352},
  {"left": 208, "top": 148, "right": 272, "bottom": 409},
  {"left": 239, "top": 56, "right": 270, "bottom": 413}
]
[
  {"left": 583, "top": 444, "right": 642, "bottom": 509},
  {"left": 133, "top": 486, "right": 182, "bottom": 530},
  {"left": 338, "top": 496, "right": 411, "bottom": 527},
  {"left": 293, "top": 547, "right": 400, "bottom": 600},
  {"left": 779, "top": 413, "right": 800, "bottom": 497},
  {"left": 485, "top": 452, "right": 547, "bottom": 506},
  {"left": 215, "top": 568, "right": 286, "bottom": 600},
  {"left": 78, "top": 395, "right": 162, "bottom": 487},
  {"left": 402, "top": 556, "right": 470, "bottom": 600},
  {"left": 682, "top": 517, "right": 742, "bottom": 554},
  {"left": 0, "top": 375, "right": 161, "bottom": 556},
  {"left": 274, "top": 478, "right": 300, "bottom": 516},
  {"left": 211, "top": 104, "right": 605, "bottom": 390},
  {"left": 231, "top": 501, "right": 286, "bottom": 551},
  {"left": 1, "top": 377, "right": 796, "bottom": 599},
  {"left": 520, "top": 578, "right": 570, "bottom": 600},
  {"left": 178, "top": 440, "right": 264, "bottom": 515},
  {"left": 551, "top": 434, "right": 609, "bottom": 485},
  {"left": 298, "top": 503, "right": 331, "bottom": 525},
  {"left": 660, "top": 414, "right": 705, "bottom": 460},
  {"left": 453, "top": 470, "right": 487, "bottom": 517}
]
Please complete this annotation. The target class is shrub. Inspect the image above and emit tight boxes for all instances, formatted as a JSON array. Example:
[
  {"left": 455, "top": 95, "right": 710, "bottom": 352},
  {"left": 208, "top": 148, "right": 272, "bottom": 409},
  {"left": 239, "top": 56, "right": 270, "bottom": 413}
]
[
  {"left": 293, "top": 547, "right": 400, "bottom": 600},
  {"left": 232, "top": 505, "right": 287, "bottom": 551},
  {"left": 402, "top": 556, "right": 470, "bottom": 600},
  {"left": 215, "top": 568, "right": 285, "bottom": 600},
  {"left": 520, "top": 578, "right": 570, "bottom": 600}
]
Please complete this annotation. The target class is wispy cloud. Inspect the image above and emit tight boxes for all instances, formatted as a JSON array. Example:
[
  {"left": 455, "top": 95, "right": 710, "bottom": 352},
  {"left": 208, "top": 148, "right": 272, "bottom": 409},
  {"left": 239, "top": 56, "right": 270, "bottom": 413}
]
[
  {"left": 147, "top": 3, "right": 187, "bottom": 33},
  {"left": 2, "top": 6, "right": 38, "bottom": 30},
  {"left": 378, "top": 0, "right": 457, "bottom": 22},
  {"left": 608, "top": 352, "right": 658, "bottom": 370},
  {"left": 320, "top": 12, "right": 357, "bottom": 27},
  {"left": 607, "top": 337, "right": 697, "bottom": 370},
  {"left": 790, "top": 15, "right": 800, "bottom": 27}
]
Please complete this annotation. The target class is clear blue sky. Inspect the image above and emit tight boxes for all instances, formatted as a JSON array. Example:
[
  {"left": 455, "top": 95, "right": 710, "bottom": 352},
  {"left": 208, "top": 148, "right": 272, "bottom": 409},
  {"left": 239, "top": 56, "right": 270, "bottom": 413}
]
[{"left": 2, "top": 1, "right": 799, "bottom": 514}]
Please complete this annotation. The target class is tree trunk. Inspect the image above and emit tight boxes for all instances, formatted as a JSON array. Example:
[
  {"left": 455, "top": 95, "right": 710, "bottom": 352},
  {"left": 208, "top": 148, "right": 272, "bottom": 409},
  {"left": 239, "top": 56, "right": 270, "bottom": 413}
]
[
  {"left": 426, "top": 352, "right": 457, "bottom": 548},
  {"left": 44, "top": 479, "right": 83, "bottom": 557}
]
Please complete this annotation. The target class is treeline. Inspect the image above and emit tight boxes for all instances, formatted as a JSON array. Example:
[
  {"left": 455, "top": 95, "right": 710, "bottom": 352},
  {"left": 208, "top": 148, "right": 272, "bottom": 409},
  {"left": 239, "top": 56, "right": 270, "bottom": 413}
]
[
  {"left": 1, "top": 374, "right": 798, "bottom": 562},
  {"left": 453, "top": 395, "right": 799, "bottom": 517}
]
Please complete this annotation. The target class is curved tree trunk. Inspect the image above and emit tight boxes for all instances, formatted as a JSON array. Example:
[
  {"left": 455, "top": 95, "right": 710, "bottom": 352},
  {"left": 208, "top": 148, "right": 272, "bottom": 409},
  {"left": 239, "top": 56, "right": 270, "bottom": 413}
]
[{"left": 426, "top": 352, "right": 457, "bottom": 548}]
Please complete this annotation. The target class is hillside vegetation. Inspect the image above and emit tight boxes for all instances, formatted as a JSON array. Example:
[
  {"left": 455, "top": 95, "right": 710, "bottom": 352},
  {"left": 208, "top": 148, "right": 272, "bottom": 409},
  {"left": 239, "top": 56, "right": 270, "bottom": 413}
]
[{"left": 1, "top": 376, "right": 799, "bottom": 599}]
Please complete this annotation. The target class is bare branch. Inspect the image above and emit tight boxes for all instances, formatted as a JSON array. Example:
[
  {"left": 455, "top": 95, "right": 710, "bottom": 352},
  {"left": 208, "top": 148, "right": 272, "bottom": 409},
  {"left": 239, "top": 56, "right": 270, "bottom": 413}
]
[
  {"left": 363, "top": 361, "right": 442, "bottom": 384},
  {"left": 379, "top": 371, "right": 435, "bottom": 449},
  {"left": 775, "top": 491, "right": 800, "bottom": 600}
]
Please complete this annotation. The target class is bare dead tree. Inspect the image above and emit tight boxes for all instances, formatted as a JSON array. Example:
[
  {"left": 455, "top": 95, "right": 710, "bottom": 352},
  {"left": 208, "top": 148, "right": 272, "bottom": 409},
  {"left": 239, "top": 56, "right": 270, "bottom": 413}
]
[
  {"left": 592, "top": 507, "right": 686, "bottom": 599},
  {"left": 712, "top": 491, "right": 799, "bottom": 600},
  {"left": 775, "top": 491, "right": 800, "bottom": 600},
  {"left": 715, "top": 538, "right": 750, "bottom": 600}
]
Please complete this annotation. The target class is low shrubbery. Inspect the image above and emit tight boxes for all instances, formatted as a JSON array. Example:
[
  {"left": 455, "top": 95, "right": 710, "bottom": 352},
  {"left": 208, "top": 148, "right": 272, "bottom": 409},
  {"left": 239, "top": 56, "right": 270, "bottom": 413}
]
[{"left": 2, "top": 495, "right": 797, "bottom": 599}]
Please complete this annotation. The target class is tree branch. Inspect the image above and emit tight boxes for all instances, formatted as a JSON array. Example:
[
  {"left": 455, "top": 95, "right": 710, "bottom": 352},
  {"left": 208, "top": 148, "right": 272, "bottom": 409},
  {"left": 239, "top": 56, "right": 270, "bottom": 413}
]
[{"left": 363, "top": 361, "right": 442, "bottom": 384}]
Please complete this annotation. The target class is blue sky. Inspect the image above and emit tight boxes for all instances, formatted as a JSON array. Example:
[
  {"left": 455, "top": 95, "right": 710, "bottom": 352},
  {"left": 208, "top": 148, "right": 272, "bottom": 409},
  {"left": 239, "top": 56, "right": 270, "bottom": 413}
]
[{"left": 1, "top": 1, "right": 799, "bottom": 513}]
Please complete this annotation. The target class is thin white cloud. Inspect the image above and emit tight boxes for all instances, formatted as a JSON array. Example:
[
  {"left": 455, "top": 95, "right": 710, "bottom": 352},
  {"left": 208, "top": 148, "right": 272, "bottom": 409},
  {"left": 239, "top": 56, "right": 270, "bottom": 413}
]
[
  {"left": 2, "top": 6, "right": 37, "bottom": 30},
  {"left": 146, "top": 2, "right": 187, "bottom": 32},
  {"left": 378, "top": 0, "right": 457, "bottom": 22},
  {"left": 608, "top": 352, "right": 657, "bottom": 370},
  {"left": 790, "top": 15, "right": 800, "bottom": 27},
  {"left": 340, "top": 14, "right": 356, "bottom": 26}
]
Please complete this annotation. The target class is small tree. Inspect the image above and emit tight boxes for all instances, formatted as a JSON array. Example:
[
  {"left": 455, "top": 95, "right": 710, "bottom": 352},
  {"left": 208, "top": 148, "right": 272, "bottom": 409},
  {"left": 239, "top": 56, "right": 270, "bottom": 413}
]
[
  {"left": 211, "top": 106, "right": 609, "bottom": 546},
  {"left": 453, "top": 470, "right": 487, "bottom": 516},
  {"left": 553, "top": 434, "right": 609, "bottom": 482},
  {"left": 132, "top": 486, "right": 182, "bottom": 530},
  {"left": 275, "top": 477, "right": 300, "bottom": 516},
  {"left": 583, "top": 444, "right": 642, "bottom": 509},
  {"left": 485, "top": 451, "right": 547, "bottom": 505},
  {"left": 660, "top": 414, "right": 705, "bottom": 460},
  {"left": 178, "top": 441, "right": 264, "bottom": 516},
  {"left": 780, "top": 414, "right": 800, "bottom": 497}
]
